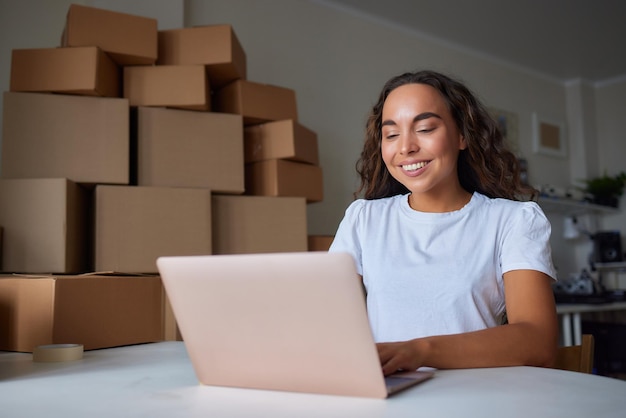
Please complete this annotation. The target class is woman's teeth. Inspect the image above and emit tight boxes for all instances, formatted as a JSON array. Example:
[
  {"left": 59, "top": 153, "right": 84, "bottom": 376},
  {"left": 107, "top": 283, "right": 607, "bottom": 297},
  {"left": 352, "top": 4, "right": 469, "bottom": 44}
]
[{"left": 402, "top": 162, "right": 428, "bottom": 171}]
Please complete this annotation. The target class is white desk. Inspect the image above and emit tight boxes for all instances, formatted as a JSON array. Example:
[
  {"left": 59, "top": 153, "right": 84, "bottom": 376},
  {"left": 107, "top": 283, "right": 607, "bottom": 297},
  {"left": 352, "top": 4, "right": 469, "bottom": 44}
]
[
  {"left": 2, "top": 342, "right": 626, "bottom": 418},
  {"left": 557, "top": 301, "right": 626, "bottom": 346}
]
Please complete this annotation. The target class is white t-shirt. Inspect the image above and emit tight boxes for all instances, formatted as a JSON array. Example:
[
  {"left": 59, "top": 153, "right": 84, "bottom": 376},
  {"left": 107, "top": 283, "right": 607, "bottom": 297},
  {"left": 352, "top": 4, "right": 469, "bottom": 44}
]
[{"left": 329, "top": 192, "right": 557, "bottom": 343}]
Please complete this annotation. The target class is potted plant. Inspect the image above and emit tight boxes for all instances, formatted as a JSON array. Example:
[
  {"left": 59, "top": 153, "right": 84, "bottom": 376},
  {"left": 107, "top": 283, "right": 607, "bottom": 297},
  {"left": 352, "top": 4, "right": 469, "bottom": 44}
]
[{"left": 583, "top": 171, "right": 626, "bottom": 208}]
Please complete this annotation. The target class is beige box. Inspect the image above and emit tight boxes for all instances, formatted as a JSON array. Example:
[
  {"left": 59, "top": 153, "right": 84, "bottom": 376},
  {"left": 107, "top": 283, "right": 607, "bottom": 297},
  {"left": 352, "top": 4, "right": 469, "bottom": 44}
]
[
  {"left": 244, "top": 119, "right": 319, "bottom": 165},
  {"left": 0, "top": 274, "right": 163, "bottom": 352},
  {"left": 158, "top": 24, "right": 246, "bottom": 88},
  {"left": 308, "top": 235, "right": 335, "bottom": 252},
  {"left": 136, "top": 107, "right": 244, "bottom": 193},
  {"left": 162, "top": 290, "right": 182, "bottom": 342},
  {"left": 214, "top": 79, "right": 298, "bottom": 125},
  {"left": 1, "top": 92, "right": 129, "bottom": 185},
  {"left": 10, "top": 46, "right": 120, "bottom": 97},
  {"left": 95, "top": 186, "right": 212, "bottom": 273},
  {"left": 124, "top": 65, "right": 211, "bottom": 111},
  {"left": 246, "top": 159, "right": 323, "bottom": 203},
  {"left": 0, "top": 179, "right": 89, "bottom": 274},
  {"left": 61, "top": 3, "right": 157, "bottom": 65},
  {"left": 0, "top": 226, "right": 3, "bottom": 269},
  {"left": 212, "top": 195, "right": 308, "bottom": 254}
]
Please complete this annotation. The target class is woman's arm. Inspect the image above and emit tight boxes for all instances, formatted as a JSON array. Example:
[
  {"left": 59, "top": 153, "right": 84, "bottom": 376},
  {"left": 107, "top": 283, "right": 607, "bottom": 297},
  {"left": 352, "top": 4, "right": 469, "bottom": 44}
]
[{"left": 377, "top": 269, "right": 558, "bottom": 375}]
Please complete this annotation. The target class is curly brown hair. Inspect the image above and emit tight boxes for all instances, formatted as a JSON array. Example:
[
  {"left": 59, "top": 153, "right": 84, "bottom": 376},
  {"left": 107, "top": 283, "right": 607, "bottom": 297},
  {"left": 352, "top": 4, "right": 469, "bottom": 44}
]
[{"left": 355, "top": 70, "right": 535, "bottom": 201}]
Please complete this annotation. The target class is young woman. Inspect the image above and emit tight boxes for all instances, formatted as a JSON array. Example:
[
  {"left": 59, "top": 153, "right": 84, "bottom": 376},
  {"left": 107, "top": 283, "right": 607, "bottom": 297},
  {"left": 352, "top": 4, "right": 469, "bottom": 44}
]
[{"left": 329, "top": 70, "right": 558, "bottom": 375}]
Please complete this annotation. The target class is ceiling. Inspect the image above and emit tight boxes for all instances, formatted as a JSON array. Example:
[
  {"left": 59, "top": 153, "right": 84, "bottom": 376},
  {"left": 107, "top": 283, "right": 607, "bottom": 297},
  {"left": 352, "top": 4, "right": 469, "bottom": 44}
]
[{"left": 323, "top": 0, "right": 626, "bottom": 84}]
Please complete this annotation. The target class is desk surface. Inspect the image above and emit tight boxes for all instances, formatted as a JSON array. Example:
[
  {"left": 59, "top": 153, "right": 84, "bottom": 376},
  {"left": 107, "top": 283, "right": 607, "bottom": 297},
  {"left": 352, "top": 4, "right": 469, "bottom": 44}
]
[{"left": 2, "top": 342, "right": 626, "bottom": 418}]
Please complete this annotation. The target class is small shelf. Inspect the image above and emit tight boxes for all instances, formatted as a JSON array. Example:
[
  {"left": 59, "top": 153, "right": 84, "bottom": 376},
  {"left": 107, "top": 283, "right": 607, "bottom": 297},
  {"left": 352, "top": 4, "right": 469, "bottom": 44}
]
[
  {"left": 594, "top": 262, "right": 626, "bottom": 271},
  {"left": 537, "top": 195, "right": 620, "bottom": 216}
]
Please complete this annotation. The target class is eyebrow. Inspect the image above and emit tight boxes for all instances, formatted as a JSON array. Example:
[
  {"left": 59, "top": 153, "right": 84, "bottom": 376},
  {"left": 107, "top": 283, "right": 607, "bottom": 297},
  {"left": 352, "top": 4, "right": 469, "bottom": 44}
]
[{"left": 381, "top": 112, "right": 442, "bottom": 127}]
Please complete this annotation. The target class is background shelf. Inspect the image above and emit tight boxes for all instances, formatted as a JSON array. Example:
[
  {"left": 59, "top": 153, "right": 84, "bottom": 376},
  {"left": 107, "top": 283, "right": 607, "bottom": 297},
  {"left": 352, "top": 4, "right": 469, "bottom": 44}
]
[{"left": 538, "top": 195, "right": 620, "bottom": 216}]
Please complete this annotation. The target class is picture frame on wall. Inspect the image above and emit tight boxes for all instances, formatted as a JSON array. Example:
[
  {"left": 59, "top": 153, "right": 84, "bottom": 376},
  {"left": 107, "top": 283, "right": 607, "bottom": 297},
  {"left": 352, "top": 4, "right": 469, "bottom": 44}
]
[{"left": 532, "top": 112, "right": 567, "bottom": 158}]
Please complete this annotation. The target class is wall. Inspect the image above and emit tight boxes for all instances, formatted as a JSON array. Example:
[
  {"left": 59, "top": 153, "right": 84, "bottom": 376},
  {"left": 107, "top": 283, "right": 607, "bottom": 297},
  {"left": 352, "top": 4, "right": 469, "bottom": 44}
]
[
  {"left": 595, "top": 79, "right": 626, "bottom": 235},
  {"left": 1, "top": 0, "right": 622, "bottom": 278}
]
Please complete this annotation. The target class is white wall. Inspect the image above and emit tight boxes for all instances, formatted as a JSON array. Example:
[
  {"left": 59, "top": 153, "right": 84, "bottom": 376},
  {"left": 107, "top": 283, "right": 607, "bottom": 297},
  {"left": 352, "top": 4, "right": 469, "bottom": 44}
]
[
  {"left": 1, "top": 0, "right": 623, "bottom": 278},
  {"left": 595, "top": 78, "right": 626, "bottom": 234}
]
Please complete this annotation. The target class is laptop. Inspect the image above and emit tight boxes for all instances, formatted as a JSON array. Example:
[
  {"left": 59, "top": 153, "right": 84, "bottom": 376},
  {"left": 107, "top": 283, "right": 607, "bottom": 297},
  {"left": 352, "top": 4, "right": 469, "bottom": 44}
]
[{"left": 157, "top": 251, "right": 433, "bottom": 399}]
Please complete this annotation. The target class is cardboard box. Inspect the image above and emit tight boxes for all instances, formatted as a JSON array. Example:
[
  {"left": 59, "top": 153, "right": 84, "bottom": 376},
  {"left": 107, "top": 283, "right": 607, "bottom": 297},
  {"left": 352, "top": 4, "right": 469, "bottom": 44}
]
[
  {"left": 136, "top": 107, "right": 244, "bottom": 193},
  {"left": 163, "top": 290, "right": 182, "bottom": 342},
  {"left": 124, "top": 65, "right": 211, "bottom": 111},
  {"left": 1, "top": 92, "right": 129, "bottom": 185},
  {"left": 212, "top": 195, "right": 308, "bottom": 254},
  {"left": 10, "top": 46, "right": 120, "bottom": 97},
  {"left": 245, "top": 159, "right": 323, "bottom": 203},
  {"left": 213, "top": 80, "right": 298, "bottom": 125},
  {"left": 95, "top": 186, "right": 212, "bottom": 273},
  {"left": 0, "top": 179, "right": 89, "bottom": 274},
  {"left": 0, "top": 274, "right": 163, "bottom": 352},
  {"left": 158, "top": 25, "right": 246, "bottom": 88},
  {"left": 61, "top": 3, "right": 157, "bottom": 65},
  {"left": 308, "top": 235, "right": 335, "bottom": 252},
  {"left": 244, "top": 119, "right": 319, "bottom": 165}
]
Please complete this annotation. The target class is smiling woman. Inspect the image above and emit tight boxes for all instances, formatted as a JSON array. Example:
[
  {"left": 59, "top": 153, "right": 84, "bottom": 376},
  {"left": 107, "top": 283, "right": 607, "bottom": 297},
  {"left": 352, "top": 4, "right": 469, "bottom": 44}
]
[{"left": 329, "top": 70, "right": 558, "bottom": 375}]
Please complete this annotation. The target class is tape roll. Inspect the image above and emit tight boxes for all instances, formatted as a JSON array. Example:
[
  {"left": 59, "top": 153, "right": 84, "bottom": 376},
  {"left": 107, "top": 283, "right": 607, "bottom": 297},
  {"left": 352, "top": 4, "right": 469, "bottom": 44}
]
[{"left": 33, "top": 344, "right": 84, "bottom": 363}]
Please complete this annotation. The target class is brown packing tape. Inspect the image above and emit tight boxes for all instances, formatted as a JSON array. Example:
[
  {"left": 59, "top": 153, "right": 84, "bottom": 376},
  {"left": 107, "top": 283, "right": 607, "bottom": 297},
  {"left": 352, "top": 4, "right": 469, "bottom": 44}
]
[{"left": 33, "top": 344, "right": 84, "bottom": 362}]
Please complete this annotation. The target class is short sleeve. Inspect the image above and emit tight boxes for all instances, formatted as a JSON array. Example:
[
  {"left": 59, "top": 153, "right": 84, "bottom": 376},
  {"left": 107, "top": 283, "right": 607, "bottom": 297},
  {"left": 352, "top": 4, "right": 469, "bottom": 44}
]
[
  {"left": 328, "top": 200, "right": 365, "bottom": 275},
  {"left": 500, "top": 202, "right": 557, "bottom": 280}
]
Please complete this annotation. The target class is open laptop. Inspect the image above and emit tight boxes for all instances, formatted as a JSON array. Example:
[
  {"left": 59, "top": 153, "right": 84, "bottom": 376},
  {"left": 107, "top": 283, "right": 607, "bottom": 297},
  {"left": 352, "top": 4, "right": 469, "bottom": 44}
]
[{"left": 157, "top": 251, "right": 433, "bottom": 399}]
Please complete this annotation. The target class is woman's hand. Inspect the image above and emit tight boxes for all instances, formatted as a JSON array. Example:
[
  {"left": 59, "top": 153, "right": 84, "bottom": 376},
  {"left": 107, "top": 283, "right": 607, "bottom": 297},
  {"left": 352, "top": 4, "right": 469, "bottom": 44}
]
[{"left": 377, "top": 340, "right": 425, "bottom": 376}]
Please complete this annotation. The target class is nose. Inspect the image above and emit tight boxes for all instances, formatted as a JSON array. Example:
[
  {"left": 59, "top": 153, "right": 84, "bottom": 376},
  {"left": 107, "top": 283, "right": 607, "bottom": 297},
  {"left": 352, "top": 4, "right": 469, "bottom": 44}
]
[{"left": 399, "top": 131, "right": 419, "bottom": 155}]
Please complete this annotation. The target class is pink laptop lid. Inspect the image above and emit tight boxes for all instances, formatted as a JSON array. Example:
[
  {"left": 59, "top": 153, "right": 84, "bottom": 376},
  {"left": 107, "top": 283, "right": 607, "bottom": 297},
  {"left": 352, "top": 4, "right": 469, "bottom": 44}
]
[{"left": 158, "top": 251, "right": 431, "bottom": 398}]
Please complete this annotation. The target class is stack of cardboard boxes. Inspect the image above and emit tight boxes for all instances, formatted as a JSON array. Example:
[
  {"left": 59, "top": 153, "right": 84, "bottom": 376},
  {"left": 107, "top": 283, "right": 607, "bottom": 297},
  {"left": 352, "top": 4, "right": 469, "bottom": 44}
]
[{"left": 0, "top": 4, "right": 326, "bottom": 352}]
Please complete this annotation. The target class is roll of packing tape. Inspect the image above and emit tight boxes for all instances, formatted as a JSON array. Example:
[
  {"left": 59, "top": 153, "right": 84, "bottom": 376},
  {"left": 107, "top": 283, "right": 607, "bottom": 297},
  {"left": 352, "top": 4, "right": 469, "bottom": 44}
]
[{"left": 33, "top": 344, "right": 84, "bottom": 363}]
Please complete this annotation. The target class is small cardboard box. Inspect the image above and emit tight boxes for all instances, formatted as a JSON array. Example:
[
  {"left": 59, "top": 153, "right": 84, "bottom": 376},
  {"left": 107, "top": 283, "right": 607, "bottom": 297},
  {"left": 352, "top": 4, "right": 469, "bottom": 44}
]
[
  {"left": 244, "top": 119, "right": 319, "bottom": 165},
  {"left": 308, "top": 235, "right": 335, "bottom": 252},
  {"left": 158, "top": 24, "right": 246, "bottom": 88},
  {"left": 61, "top": 3, "right": 157, "bottom": 65},
  {"left": 0, "top": 274, "right": 163, "bottom": 352},
  {"left": 95, "top": 186, "right": 212, "bottom": 273},
  {"left": 212, "top": 195, "right": 308, "bottom": 254},
  {"left": 245, "top": 159, "right": 323, "bottom": 203},
  {"left": 136, "top": 107, "right": 244, "bottom": 193},
  {"left": 213, "top": 79, "right": 298, "bottom": 125},
  {"left": 10, "top": 46, "right": 120, "bottom": 97},
  {"left": 124, "top": 65, "right": 211, "bottom": 111},
  {"left": 0, "top": 226, "right": 3, "bottom": 269},
  {"left": 0, "top": 178, "right": 89, "bottom": 274},
  {"left": 1, "top": 92, "right": 129, "bottom": 185}
]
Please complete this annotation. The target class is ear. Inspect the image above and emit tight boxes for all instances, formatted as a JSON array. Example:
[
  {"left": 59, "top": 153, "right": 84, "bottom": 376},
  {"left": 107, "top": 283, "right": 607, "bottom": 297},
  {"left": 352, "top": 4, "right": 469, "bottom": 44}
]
[{"left": 459, "top": 135, "right": 468, "bottom": 150}]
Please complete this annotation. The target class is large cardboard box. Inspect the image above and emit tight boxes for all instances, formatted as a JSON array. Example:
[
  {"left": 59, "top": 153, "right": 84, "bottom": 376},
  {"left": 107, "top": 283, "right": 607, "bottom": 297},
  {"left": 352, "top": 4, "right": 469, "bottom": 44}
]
[
  {"left": 308, "top": 235, "right": 335, "bottom": 252},
  {"left": 10, "top": 46, "right": 120, "bottom": 97},
  {"left": 213, "top": 80, "right": 298, "bottom": 125},
  {"left": 136, "top": 107, "right": 244, "bottom": 193},
  {"left": 61, "top": 3, "right": 157, "bottom": 65},
  {"left": 246, "top": 159, "right": 324, "bottom": 203},
  {"left": 244, "top": 119, "right": 319, "bottom": 165},
  {"left": 95, "top": 186, "right": 212, "bottom": 273},
  {"left": 212, "top": 195, "right": 308, "bottom": 254},
  {"left": 158, "top": 25, "right": 246, "bottom": 88},
  {"left": 1, "top": 92, "right": 129, "bottom": 185},
  {"left": 0, "top": 179, "right": 89, "bottom": 274},
  {"left": 0, "top": 274, "right": 163, "bottom": 352},
  {"left": 124, "top": 65, "right": 211, "bottom": 111}
]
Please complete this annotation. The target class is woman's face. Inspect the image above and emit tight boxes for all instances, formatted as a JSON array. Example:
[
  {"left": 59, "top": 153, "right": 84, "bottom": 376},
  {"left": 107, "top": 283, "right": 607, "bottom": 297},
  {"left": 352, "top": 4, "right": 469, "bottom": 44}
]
[{"left": 380, "top": 83, "right": 466, "bottom": 199}]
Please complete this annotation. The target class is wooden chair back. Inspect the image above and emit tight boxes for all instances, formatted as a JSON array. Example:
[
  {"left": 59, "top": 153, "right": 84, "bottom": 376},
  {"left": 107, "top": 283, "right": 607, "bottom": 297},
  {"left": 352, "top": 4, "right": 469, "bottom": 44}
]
[{"left": 554, "top": 334, "right": 595, "bottom": 374}]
